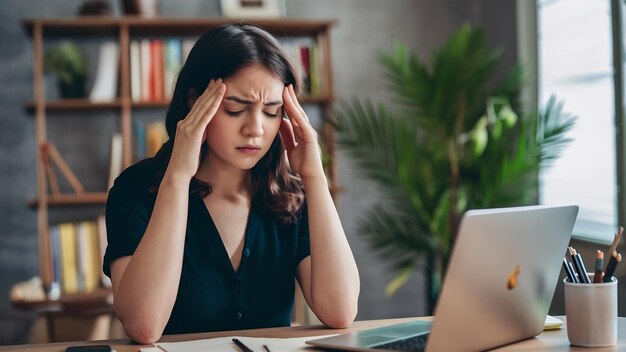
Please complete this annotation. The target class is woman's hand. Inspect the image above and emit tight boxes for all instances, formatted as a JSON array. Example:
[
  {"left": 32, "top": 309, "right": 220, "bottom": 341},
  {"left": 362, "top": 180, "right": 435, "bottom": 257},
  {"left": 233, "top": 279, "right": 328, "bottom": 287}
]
[
  {"left": 165, "top": 79, "right": 226, "bottom": 182},
  {"left": 279, "top": 84, "right": 325, "bottom": 181}
]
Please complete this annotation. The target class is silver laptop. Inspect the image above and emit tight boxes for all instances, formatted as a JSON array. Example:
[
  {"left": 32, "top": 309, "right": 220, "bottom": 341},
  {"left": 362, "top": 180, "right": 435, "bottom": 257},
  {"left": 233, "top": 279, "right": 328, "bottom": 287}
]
[{"left": 307, "top": 204, "right": 579, "bottom": 352}]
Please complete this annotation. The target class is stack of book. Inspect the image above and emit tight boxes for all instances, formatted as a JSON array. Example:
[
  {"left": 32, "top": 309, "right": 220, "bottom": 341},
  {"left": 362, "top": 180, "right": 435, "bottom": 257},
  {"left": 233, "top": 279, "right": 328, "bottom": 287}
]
[
  {"left": 129, "top": 38, "right": 194, "bottom": 103},
  {"left": 282, "top": 41, "right": 322, "bottom": 96},
  {"left": 134, "top": 120, "right": 168, "bottom": 161},
  {"left": 49, "top": 216, "right": 111, "bottom": 295}
]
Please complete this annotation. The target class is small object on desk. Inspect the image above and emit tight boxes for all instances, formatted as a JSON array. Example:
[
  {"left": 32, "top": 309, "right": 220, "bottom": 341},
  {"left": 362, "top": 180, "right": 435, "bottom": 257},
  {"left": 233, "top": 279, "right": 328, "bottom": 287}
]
[
  {"left": 544, "top": 315, "right": 563, "bottom": 330},
  {"left": 145, "top": 334, "right": 340, "bottom": 352},
  {"left": 569, "top": 246, "right": 591, "bottom": 283},
  {"left": 263, "top": 344, "right": 272, "bottom": 352},
  {"left": 562, "top": 258, "right": 578, "bottom": 283},
  {"left": 65, "top": 345, "right": 113, "bottom": 352},
  {"left": 603, "top": 251, "right": 622, "bottom": 282},
  {"left": 593, "top": 250, "right": 604, "bottom": 283},
  {"left": 232, "top": 338, "right": 254, "bottom": 352},
  {"left": 608, "top": 226, "right": 624, "bottom": 258}
]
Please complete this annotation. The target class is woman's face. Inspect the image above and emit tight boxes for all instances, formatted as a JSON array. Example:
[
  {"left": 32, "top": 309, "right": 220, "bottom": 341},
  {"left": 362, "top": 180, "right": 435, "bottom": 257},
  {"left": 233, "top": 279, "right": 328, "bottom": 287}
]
[{"left": 204, "top": 63, "right": 285, "bottom": 171}]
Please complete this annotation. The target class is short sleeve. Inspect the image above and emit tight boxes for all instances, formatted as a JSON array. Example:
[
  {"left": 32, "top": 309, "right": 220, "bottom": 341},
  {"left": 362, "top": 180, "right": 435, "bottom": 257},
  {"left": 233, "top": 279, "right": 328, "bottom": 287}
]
[
  {"left": 295, "top": 202, "right": 310, "bottom": 264},
  {"left": 102, "top": 173, "right": 154, "bottom": 277}
]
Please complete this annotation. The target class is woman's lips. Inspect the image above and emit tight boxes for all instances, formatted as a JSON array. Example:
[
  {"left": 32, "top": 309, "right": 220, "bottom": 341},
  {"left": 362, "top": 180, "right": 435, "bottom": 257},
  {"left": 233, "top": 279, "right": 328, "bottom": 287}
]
[{"left": 236, "top": 146, "right": 261, "bottom": 154}]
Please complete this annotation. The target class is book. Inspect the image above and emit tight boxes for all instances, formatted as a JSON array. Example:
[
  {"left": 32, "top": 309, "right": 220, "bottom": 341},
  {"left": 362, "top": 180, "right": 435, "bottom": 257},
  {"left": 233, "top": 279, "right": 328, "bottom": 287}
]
[
  {"left": 51, "top": 219, "right": 105, "bottom": 294},
  {"left": 163, "top": 38, "right": 182, "bottom": 100},
  {"left": 130, "top": 40, "right": 142, "bottom": 102},
  {"left": 50, "top": 225, "right": 62, "bottom": 286},
  {"left": 75, "top": 222, "right": 87, "bottom": 292},
  {"left": 151, "top": 39, "right": 164, "bottom": 102},
  {"left": 107, "top": 133, "right": 123, "bottom": 190},
  {"left": 140, "top": 39, "right": 152, "bottom": 102},
  {"left": 89, "top": 41, "right": 120, "bottom": 102},
  {"left": 145, "top": 121, "right": 167, "bottom": 157},
  {"left": 134, "top": 120, "right": 147, "bottom": 160},
  {"left": 59, "top": 222, "right": 78, "bottom": 294},
  {"left": 308, "top": 44, "right": 321, "bottom": 96},
  {"left": 82, "top": 221, "right": 101, "bottom": 292},
  {"left": 280, "top": 39, "right": 316, "bottom": 95}
]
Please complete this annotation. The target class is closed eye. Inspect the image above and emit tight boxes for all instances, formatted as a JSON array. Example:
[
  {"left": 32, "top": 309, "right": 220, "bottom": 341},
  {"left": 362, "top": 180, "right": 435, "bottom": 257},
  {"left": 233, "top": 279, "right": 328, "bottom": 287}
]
[
  {"left": 226, "top": 110, "right": 244, "bottom": 117},
  {"left": 225, "top": 109, "right": 280, "bottom": 118}
]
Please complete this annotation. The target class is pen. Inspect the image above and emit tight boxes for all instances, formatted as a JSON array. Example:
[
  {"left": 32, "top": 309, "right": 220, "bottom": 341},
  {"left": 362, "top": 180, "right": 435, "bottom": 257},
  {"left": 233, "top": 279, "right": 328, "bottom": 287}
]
[
  {"left": 563, "top": 258, "right": 578, "bottom": 283},
  {"left": 569, "top": 247, "right": 591, "bottom": 283},
  {"left": 593, "top": 250, "right": 604, "bottom": 283},
  {"left": 232, "top": 338, "right": 253, "bottom": 352},
  {"left": 603, "top": 251, "right": 622, "bottom": 282},
  {"left": 263, "top": 344, "right": 272, "bottom": 352}
]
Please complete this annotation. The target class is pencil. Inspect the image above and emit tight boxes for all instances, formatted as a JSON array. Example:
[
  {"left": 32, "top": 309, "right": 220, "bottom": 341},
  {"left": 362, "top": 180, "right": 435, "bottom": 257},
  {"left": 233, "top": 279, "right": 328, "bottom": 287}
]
[
  {"left": 232, "top": 338, "right": 254, "bottom": 352},
  {"left": 563, "top": 258, "right": 578, "bottom": 283},
  {"left": 569, "top": 247, "right": 591, "bottom": 283},
  {"left": 603, "top": 251, "right": 622, "bottom": 282},
  {"left": 593, "top": 250, "right": 604, "bottom": 283},
  {"left": 608, "top": 226, "right": 624, "bottom": 259}
]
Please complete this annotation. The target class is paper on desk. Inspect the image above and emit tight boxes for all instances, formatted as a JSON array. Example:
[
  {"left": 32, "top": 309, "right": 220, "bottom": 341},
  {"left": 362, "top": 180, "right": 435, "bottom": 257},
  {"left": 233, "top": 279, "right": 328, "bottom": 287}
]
[
  {"left": 140, "top": 334, "right": 339, "bottom": 352},
  {"left": 544, "top": 315, "right": 563, "bottom": 330}
]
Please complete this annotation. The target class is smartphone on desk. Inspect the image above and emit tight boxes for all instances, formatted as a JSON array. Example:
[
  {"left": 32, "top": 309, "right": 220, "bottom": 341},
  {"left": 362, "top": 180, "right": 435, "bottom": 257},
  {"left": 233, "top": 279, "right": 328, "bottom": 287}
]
[{"left": 66, "top": 345, "right": 114, "bottom": 352}]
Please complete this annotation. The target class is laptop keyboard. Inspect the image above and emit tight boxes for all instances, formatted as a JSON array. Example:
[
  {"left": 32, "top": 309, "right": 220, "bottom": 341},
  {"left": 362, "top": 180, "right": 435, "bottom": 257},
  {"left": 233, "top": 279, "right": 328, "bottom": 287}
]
[{"left": 373, "top": 333, "right": 429, "bottom": 351}]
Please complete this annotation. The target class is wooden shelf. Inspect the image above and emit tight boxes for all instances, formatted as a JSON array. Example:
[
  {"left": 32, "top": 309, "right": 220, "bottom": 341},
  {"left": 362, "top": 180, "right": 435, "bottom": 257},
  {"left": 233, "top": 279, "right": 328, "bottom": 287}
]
[
  {"left": 28, "top": 192, "right": 109, "bottom": 208},
  {"left": 12, "top": 287, "right": 113, "bottom": 316},
  {"left": 25, "top": 98, "right": 122, "bottom": 111},
  {"left": 23, "top": 17, "right": 335, "bottom": 37},
  {"left": 23, "top": 18, "right": 120, "bottom": 36},
  {"left": 24, "top": 17, "right": 339, "bottom": 324}
]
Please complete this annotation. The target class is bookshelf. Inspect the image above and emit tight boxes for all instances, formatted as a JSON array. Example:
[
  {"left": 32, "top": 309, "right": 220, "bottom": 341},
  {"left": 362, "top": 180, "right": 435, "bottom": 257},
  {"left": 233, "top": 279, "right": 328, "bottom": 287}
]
[{"left": 22, "top": 17, "right": 337, "bottom": 330}]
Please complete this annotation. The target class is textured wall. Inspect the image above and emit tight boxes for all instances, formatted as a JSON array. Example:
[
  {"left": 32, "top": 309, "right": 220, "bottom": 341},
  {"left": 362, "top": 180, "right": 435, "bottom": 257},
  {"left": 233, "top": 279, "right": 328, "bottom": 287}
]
[{"left": 0, "top": 0, "right": 518, "bottom": 344}]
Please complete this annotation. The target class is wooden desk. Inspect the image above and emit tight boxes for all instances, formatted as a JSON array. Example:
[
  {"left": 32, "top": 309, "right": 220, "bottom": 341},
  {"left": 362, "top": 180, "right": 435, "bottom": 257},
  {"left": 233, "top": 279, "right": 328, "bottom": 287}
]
[{"left": 2, "top": 316, "right": 625, "bottom": 351}]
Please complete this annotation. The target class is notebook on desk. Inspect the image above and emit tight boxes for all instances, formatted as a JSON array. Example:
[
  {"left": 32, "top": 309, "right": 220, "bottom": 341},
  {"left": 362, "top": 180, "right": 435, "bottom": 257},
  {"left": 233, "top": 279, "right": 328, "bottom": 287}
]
[{"left": 307, "top": 204, "right": 579, "bottom": 352}]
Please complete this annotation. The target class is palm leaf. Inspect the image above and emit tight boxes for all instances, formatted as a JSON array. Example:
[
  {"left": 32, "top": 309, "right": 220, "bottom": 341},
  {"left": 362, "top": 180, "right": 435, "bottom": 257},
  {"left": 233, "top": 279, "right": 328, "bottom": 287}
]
[{"left": 332, "top": 25, "right": 576, "bottom": 304}]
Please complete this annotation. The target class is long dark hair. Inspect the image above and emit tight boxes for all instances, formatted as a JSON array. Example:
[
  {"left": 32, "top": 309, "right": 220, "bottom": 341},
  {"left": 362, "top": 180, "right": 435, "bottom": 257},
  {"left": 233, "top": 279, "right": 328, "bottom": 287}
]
[{"left": 152, "top": 23, "right": 304, "bottom": 223}]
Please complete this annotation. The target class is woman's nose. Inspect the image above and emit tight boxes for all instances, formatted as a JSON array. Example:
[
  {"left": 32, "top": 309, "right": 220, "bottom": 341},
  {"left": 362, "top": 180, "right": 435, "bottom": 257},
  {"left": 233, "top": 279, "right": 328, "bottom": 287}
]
[{"left": 242, "top": 112, "right": 264, "bottom": 137}]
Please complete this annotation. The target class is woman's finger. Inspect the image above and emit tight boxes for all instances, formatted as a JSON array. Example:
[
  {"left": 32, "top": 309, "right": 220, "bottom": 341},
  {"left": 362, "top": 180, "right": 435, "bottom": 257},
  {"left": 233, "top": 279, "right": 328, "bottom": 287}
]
[
  {"left": 187, "top": 79, "right": 222, "bottom": 125},
  {"left": 193, "top": 83, "right": 226, "bottom": 130},
  {"left": 185, "top": 79, "right": 216, "bottom": 121},
  {"left": 190, "top": 82, "right": 226, "bottom": 134},
  {"left": 282, "top": 86, "right": 303, "bottom": 128},
  {"left": 193, "top": 79, "right": 223, "bottom": 116},
  {"left": 288, "top": 84, "right": 309, "bottom": 123},
  {"left": 283, "top": 86, "right": 315, "bottom": 142},
  {"left": 284, "top": 85, "right": 310, "bottom": 130},
  {"left": 279, "top": 118, "right": 297, "bottom": 151}
]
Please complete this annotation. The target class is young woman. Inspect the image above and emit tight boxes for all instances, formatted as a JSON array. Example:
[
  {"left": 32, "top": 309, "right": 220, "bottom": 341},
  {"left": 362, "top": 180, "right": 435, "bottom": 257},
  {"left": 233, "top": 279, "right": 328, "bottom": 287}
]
[{"left": 103, "top": 23, "right": 360, "bottom": 343}]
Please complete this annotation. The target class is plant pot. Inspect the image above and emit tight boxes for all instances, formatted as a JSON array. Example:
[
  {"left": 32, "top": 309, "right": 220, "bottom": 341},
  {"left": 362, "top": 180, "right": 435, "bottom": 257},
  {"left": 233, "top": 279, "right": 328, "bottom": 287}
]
[{"left": 58, "top": 76, "right": 86, "bottom": 98}]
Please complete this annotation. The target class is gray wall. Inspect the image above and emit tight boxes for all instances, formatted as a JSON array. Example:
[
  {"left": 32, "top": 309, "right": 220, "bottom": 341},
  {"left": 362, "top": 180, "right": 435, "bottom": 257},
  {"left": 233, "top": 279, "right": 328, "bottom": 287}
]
[{"left": 0, "top": 0, "right": 518, "bottom": 345}]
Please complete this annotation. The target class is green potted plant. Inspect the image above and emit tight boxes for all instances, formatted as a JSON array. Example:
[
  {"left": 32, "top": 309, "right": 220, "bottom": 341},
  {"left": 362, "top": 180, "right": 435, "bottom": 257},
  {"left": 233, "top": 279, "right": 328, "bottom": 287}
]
[
  {"left": 44, "top": 41, "right": 87, "bottom": 98},
  {"left": 333, "top": 24, "right": 576, "bottom": 312}
]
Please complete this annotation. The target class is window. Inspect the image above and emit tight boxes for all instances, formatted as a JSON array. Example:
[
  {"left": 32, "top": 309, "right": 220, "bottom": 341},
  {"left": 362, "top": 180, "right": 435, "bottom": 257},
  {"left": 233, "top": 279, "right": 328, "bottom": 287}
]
[{"left": 538, "top": 0, "right": 616, "bottom": 243}]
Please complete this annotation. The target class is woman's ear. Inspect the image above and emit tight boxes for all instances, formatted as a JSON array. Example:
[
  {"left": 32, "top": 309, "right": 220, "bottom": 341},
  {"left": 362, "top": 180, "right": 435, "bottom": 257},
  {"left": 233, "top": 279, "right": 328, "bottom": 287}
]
[{"left": 188, "top": 88, "right": 199, "bottom": 109}]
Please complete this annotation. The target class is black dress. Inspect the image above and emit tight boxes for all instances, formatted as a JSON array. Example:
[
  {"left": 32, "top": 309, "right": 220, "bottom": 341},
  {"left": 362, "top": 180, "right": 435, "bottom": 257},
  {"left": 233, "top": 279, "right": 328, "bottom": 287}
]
[{"left": 103, "top": 158, "right": 310, "bottom": 334}]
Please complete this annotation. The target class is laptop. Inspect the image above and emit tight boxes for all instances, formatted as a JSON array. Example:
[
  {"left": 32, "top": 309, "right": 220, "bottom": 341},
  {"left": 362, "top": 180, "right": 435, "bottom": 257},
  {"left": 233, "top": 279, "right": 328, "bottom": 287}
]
[{"left": 307, "top": 204, "right": 579, "bottom": 352}]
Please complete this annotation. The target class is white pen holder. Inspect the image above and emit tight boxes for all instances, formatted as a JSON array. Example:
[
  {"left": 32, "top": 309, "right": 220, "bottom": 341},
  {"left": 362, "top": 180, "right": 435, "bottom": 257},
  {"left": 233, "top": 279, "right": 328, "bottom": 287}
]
[{"left": 564, "top": 274, "right": 617, "bottom": 347}]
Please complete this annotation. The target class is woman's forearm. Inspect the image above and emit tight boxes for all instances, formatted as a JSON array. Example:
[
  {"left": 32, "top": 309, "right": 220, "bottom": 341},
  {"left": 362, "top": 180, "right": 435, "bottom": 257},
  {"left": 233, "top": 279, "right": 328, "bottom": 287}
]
[
  {"left": 303, "top": 176, "right": 360, "bottom": 326},
  {"left": 113, "top": 174, "right": 190, "bottom": 342}
]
